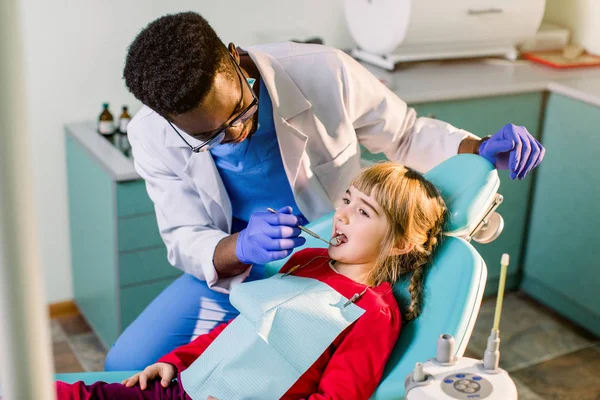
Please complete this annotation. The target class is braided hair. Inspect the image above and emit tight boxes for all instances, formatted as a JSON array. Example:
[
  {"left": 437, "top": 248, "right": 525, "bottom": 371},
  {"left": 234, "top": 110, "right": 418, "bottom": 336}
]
[{"left": 351, "top": 162, "right": 447, "bottom": 322}]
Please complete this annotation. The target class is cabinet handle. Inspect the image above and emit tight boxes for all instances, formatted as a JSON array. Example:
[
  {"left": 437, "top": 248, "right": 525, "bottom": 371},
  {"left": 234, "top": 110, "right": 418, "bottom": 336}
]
[{"left": 467, "top": 8, "right": 503, "bottom": 15}]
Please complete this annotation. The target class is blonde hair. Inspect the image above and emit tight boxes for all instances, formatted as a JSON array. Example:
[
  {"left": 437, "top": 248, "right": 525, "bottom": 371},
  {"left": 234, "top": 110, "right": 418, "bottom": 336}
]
[{"left": 351, "top": 162, "right": 447, "bottom": 322}]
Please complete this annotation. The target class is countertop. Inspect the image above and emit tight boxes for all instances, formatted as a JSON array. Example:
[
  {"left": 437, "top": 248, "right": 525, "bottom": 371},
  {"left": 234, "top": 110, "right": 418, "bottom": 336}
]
[
  {"left": 362, "top": 58, "right": 600, "bottom": 106},
  {"left": 67, "top": 59, "right": 600, "bottom": 182},
  {"left": 66, "top": 121, "right": 140, "bottom": 182}
]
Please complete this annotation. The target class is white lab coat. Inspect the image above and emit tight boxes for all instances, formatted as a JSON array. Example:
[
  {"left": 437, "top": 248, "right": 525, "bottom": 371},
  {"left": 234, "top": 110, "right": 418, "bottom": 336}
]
[{"left": 128, "top": 42, "right": 476, "bottom": 293}]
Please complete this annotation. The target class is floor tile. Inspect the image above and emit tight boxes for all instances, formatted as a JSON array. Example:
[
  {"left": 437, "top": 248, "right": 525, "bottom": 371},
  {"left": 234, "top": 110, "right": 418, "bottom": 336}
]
[
  {"left": 53, "top": 341, "right": 84, "bottom": 373},
  {"left": 68, "top": 333, "right": 107, "bottom": 372},
  {"left": 512, "top": 346, "right": 600, "bottom": 400},
  {"left": 512, "top": 378, "right": 545, "bottom": 400},
  {"left": 467, "top": 292, "right": 594, "bottom": 371},
  {"left": 463, "top": 347, "right": 481, "bottom": 360},
  {"left": 51, "top": 320, "right": 67, "bottom": 343},
  {"left": 57, "top": 314, "right": 92, "bottom": 336}
]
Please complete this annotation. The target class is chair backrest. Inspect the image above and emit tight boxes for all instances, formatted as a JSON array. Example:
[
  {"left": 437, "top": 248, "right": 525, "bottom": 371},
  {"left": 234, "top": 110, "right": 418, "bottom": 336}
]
[{"left": 263, "top": 155, "right": 498, "bottom": 399}]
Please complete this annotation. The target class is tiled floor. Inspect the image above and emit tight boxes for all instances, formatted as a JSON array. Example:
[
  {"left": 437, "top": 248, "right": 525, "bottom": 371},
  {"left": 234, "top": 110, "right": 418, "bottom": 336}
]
[
  {"left": 51, "top": 314, "right": 106, "bottom": 373},
  {"left": 52, "top": 292, "right": 600, "bottom": 399},
  {"left": 466, "top": 293, "right": 600, "bottom": 400}
]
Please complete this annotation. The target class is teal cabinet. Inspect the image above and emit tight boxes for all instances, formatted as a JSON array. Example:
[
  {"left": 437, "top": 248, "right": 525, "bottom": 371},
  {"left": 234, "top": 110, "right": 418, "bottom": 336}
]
[
  {"left": 66, "top": 131, "right": 182, "bottom": 348},
  {"left": 67, "top": 136, "right": 120, "bottom": 347},
  {"left": 362, "top": 93, "right": 544, "bottom": 294},
  {"left": 116, "top": 180, "right": 154, "bottom": 216},
  {"left": 521, "top": 94, "right": 600, "bottom": 336}
]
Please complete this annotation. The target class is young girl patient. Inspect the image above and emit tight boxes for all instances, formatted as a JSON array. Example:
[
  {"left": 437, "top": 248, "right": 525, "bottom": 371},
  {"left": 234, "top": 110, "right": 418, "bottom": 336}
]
[{"left": 56, "top": 162, "right": 447, "bottom": 400}]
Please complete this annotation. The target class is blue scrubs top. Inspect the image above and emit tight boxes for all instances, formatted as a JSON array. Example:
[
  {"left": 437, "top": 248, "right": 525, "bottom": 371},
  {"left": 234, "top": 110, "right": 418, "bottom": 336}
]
[{"left": 210, "top": 80, "right": 307, "bottom": 233}]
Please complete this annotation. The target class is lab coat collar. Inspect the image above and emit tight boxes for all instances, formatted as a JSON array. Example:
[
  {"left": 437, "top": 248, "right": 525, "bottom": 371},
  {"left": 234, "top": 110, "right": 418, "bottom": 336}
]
[
  {"left": 247, "top": 45, "right": 311, "bottom": 193},
  {"left": 162, "top": 120, "right": 232, "bottom": 230},
  {"left": 246, "top": 45, "right": 312, "bottom": 120},
  {"left": 183, "top": 150, "right": 233, "bottom": 233}
]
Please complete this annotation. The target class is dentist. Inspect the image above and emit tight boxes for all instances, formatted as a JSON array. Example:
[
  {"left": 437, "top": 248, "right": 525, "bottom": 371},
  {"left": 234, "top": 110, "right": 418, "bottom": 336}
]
[{"left": 105, "top": 11, "right": 544, "bottom": 370}]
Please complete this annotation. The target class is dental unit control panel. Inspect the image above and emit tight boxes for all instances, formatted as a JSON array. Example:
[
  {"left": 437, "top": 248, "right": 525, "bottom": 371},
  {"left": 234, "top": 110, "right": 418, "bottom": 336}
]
[{"left": 405, "top": 254, "right": 517, "bottom": 399}]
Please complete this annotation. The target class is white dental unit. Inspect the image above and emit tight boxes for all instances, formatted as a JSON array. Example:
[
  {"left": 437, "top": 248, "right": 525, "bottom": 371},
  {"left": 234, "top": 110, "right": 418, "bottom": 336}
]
[
  {"left": 405, "top": 254, "right": 517, "bottom": 399},
  {"left": 344, "top": 0, "right": 547, "bottom": 69}
]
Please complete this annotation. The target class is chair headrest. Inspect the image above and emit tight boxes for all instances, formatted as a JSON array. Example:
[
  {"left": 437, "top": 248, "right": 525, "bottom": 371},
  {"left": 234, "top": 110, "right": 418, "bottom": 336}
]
[{"left": 424, "top": 155, "right": 499, "bottom": 236}]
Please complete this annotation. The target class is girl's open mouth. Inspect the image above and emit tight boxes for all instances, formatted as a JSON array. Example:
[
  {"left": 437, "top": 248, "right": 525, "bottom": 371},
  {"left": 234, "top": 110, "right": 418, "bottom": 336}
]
[{"left": 330, "top": 230, "right": 348, "bottom": 246}]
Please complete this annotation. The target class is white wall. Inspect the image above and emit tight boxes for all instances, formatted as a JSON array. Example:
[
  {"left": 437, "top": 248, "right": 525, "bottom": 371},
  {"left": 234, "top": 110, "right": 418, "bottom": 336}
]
[
  {"left": 18, "top": 0, "right": 354, "bottom": 303},
  {"left": 544, "top": 0, "right": 600, "bottom": 54}
]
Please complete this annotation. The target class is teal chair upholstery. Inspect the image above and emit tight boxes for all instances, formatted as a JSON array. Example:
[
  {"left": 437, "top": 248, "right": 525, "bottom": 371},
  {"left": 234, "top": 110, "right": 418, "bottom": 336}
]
[
  {"left": 55, "top": 155, "right": 498, "bottom": 400},
  {"left": 55, "top": 370, "right": 138, "bottom": 384}
]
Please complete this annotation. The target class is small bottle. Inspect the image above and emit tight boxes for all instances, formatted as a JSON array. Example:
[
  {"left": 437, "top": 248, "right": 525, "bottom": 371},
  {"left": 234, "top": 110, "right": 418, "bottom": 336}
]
[
  {"left": 117, "top": 106, "right": 132, "bottom": 156},
  {"left": 118, "top": 106, "right": 131, "bottom": 134},
  {"left": 98, "top": 103, "right": 115, "bottom": 143}
]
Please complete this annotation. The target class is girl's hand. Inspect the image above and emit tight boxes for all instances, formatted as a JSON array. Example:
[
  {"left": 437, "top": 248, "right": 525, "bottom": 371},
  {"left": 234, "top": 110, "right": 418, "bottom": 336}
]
[
  {"left": 121, "top": 362, "right": 176, "bottom": 390},
  {"left": 208, "top": 397, "right": 220, "bottom": 400}
]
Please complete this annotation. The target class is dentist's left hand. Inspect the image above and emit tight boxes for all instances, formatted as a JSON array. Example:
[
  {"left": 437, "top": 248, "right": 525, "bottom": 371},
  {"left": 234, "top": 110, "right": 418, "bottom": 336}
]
[
  {"left": 478, "top": 123, "right": 545, "bottom": 180},
  {"left": 235, "top": 206, "right": 306, "bottom": 265}
]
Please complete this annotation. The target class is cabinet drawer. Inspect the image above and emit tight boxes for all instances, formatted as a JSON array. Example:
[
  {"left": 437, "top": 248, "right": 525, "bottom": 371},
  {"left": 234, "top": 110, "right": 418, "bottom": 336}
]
[
  {"left": 119, "top": 247, "right": 183, "bottom": 287},
  {"left": 117, "top": 214, "right": 163, "bottom": 252},
  {"left": 522, "top": 94, "right": 600, "bottom": 335},
  {"left": 120, "top": 278, "right": 178, "bottom": 331},
  {"left": 116, "top": 180, "right": 154, "bottom": 217}
]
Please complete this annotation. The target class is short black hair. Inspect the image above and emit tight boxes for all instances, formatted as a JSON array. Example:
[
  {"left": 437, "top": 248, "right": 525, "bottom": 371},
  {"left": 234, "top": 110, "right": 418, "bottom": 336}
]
[{"left": 123, "top": 12, "right": 230, "bottom": 117}]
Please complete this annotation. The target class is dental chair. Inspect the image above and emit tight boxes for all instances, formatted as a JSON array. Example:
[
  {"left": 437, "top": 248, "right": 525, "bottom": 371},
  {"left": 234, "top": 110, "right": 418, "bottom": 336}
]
[{"left": 56, "top": 154, "right": 502, "bottom": 400}]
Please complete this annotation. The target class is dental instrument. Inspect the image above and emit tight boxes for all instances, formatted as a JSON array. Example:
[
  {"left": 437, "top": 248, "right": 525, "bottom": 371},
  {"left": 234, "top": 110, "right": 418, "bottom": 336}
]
[
  {"left": 404, "top": 253, "right": 517, "bottom": 399},
  {"left": 266, "top": 207, "right": 335, "bottom": 246},
  {"left": 329, "top": 235, "right": 344, "bottom": 246}
]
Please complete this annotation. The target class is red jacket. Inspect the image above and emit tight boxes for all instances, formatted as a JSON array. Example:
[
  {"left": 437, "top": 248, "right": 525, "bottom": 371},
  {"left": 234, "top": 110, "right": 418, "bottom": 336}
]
[{"left": 159, "top": 248, "right": 402, "bottom": 399}]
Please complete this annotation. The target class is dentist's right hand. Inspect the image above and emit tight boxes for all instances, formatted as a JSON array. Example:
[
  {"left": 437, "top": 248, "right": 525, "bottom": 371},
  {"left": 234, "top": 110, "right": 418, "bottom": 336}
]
[{"left": 235, "top": 206, "right": 306, "bottom": 265}]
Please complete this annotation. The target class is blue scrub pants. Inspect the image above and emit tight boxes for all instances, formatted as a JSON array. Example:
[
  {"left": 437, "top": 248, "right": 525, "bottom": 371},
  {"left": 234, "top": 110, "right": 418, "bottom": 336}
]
[{"left": 104, "top": 265, "right": 265, "bottom": 371}]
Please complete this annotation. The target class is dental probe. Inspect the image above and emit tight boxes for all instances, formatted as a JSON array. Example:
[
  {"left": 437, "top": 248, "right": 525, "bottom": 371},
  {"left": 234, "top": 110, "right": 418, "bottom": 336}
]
[{"left": 266, "top": 207, "right": 332, "bottom": 245}]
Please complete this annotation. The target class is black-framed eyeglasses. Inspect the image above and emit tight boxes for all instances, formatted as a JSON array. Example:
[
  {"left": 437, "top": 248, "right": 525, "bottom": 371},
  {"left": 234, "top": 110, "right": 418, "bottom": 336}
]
[{"left": 168, "top": 52, "right": 259, "bottom": 153}]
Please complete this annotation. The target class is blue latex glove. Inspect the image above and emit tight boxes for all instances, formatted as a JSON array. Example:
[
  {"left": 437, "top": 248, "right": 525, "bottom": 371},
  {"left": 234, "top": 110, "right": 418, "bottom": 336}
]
[
  {"left": 235, "top": 206, "right": 306, "bottom": 265},
  {"left": 478, "top": 124, "right": 545, "bottom": 180}
]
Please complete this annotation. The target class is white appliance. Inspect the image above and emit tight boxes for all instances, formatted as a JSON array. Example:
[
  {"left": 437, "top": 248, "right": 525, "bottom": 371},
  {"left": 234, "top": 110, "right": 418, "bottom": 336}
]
[{"left": 344, "top": 0, "right": 546, "bottom": 69}]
